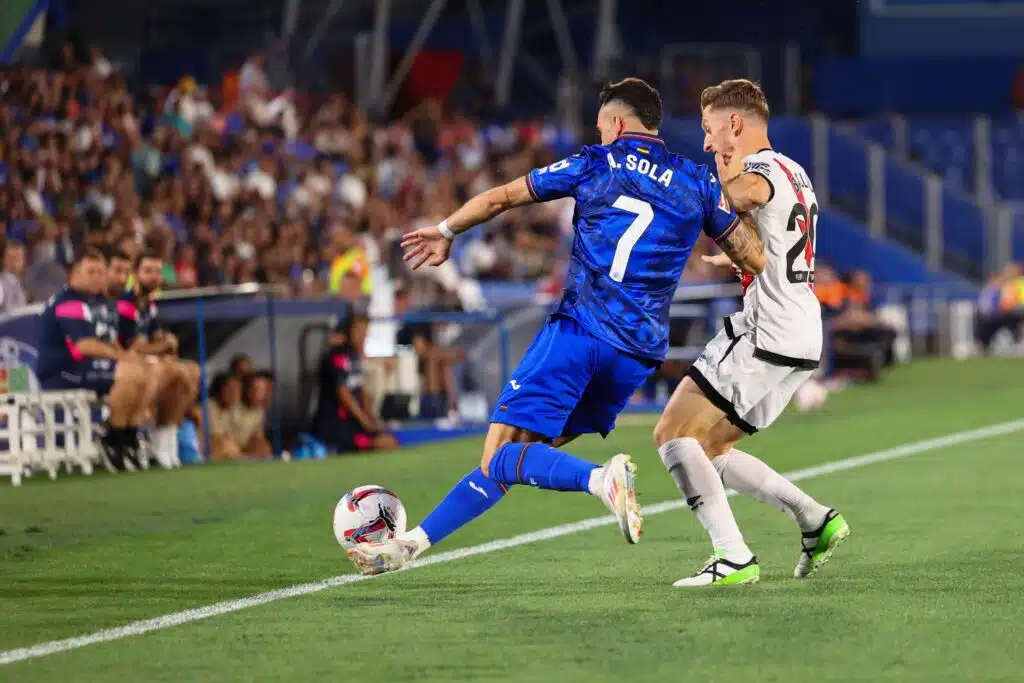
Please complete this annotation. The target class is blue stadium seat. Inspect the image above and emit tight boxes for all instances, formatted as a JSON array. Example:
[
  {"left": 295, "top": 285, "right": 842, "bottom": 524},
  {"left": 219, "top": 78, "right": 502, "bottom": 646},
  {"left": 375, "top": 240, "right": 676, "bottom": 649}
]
[
  {"left": 884, "top": 160, "right": 926, "bottom": 246},
  {"left": 856, "top": 118, "right": 895, "bottom": 147},
  {"left": 942, "top": 193, "right": 987, "bottom": 278}
]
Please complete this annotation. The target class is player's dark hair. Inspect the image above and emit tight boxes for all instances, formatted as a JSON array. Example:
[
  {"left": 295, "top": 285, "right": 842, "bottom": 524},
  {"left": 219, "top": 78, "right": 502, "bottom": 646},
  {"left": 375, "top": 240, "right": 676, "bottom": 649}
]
[
  {"left": 700, "top": 79, "right": 770, "bottom": 122},
  {"left": 107, "top": 246, "right": 131, "bottom": 263},
  {"left": 599, "top": 78, "right": 662, "bottom": 131},
  {"left": 137, "top": 248, "right": 164, "bottom": 268},
  {"left": 73, "top": 245, "right": 107, "bottom": 265},
  {"left": 210, "top": 372, "right": 238, "bottom": 404},
  {"left": 228, "top": 354, "right": 253, "bottom": 376}
]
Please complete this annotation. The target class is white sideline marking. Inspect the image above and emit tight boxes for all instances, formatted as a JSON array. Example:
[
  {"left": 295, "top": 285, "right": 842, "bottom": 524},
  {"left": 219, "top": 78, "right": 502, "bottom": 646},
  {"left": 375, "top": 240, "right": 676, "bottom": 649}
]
[{"left": 3, "top": 419, "right": 1024, "bottom": 666}]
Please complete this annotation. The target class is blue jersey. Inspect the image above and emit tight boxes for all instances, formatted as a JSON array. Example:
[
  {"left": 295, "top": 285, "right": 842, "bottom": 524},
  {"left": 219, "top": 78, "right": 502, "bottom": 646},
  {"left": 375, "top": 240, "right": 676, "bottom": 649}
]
[
  {"left": 37, "top": 287, "right": 116, "bottom": 380},
  {"left": 526, "top": 132, "right": 739, "bottom": 361}
]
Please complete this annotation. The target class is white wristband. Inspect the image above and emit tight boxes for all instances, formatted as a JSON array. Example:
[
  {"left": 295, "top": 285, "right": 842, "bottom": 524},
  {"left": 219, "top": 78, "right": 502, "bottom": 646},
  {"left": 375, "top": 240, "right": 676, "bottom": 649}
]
[{"left": 438, "top": 220, "right": 456, "bottom": 241}]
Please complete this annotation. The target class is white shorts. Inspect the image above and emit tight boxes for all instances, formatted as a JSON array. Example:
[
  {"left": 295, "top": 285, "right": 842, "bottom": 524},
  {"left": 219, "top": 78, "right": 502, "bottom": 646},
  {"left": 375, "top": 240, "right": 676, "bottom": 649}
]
[{"left": 687, "top": 328, "right": 815, "bottom": 433}]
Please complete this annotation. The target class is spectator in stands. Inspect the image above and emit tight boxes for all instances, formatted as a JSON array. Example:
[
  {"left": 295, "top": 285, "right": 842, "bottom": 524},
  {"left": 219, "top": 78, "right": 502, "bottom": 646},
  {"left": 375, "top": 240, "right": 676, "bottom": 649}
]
[
  {"left": 236, "top": 372, "right": 273, "bottom": 457},
  {"left": 207, "top": 373, "right": 241, "bottom": 460},
  {"left": 0, "top": 43, "right": 596, "bottom": 308},
  {"left": 816, "top": 266, "right": 895, "bottom": 380},
  {"left": 0, "top": 241, "right": 28, "bottom": 313},
  {"left": 327, "top": 221, "right": 372, "bottom": 298},
  {"left": 393, "top": 282, "right": 464, "bottom": 420},
  {"left": 229, "top": 353, "right": 254, "bottom": 381},
  {"left": 463, "top": 230, "right": 513, "bottom": 280},
  {"left": 977, "top": 262, "right": 1024, "bottom": 351},
  {"left": 239, "top": 51, "right": 298, "bottom": 139},
  {"left": 312, "top": 308, "right": 398, "bottom": 454}
]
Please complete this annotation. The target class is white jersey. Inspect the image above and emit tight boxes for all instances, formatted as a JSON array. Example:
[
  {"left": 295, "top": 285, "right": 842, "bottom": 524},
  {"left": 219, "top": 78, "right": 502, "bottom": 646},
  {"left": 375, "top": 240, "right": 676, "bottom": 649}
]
[{"left": 726, "top": 149, "right": 822, "bottom": 368}]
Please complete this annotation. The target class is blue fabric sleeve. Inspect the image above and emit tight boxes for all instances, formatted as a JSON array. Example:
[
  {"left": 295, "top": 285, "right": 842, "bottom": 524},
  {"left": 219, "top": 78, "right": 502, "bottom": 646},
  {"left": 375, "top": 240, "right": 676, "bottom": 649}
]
[
  {"left": 702, "top": 171, "right": 741, "bottom": 243},
  {"left": 526, "top": 148, "right": 595, "bottom": 202}
]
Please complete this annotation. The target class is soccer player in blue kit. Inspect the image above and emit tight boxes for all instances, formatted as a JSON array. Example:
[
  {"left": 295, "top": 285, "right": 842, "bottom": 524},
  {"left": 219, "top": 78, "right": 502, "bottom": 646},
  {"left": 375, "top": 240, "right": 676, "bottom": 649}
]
[{"left": 347, "top": 78, "right": 766, "bottom": 575}]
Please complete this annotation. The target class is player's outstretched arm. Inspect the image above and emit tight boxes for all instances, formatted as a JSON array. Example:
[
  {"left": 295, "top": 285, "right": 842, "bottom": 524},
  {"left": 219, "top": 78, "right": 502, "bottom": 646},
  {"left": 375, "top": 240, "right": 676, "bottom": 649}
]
[
  {"left": 402, "top": 177, "right": 535, "bottom": 270},
  {"left": 719, "top": 220, "right": 765, "bottom": 275},
  {"left": 445, "top": 176, "right": 536, "bottom": 235}
]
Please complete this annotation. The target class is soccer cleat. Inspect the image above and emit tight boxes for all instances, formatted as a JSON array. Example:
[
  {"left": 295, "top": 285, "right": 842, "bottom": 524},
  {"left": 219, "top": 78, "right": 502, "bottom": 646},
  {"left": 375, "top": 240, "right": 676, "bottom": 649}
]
[
  {"left": 673, "top": 552, "right": 760, "bottom": 587},
  {"left": 99, "top": 442, "right": 121, "bottom": 473},
  {"left": 347, "top": 538, "right": 420, "bottom": 576},
  {"left": 599, "top": 453, "right": 643, "bottom": 544},
  {"left": 794, "top": 508, "right": 850, "bottom": 579}
]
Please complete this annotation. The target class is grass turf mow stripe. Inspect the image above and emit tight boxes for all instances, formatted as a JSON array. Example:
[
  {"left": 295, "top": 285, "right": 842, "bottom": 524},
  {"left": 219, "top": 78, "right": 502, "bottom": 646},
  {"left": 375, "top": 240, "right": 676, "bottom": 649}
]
[{"left": 3, "top": 418, "right": 1023, "bottom": 667}]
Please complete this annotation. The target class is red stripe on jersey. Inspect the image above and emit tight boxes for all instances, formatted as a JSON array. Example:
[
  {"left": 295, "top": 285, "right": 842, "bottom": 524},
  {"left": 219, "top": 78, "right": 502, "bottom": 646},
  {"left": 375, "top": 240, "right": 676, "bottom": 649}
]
[
  {"left": 65, "top": 336, "right": 85, "bottom": 361},
  {"left": 772, "top": 159, "right": 815, "bottom": 272}
]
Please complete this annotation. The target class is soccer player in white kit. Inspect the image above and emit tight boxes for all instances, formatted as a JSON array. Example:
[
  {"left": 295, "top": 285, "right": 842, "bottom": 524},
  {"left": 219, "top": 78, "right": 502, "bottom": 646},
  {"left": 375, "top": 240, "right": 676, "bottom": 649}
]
[{"left": 655, "top": 80, "right": 850, "bottom": 586}]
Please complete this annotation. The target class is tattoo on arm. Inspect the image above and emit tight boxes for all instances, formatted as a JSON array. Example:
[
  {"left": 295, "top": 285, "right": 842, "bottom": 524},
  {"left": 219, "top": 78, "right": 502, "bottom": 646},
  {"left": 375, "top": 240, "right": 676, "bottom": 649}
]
[
  {"left": 447, "top": 177, "right": 534, "bottom": 235},
  {"left": 721, "top": 216, "right": 765, "bottom": 275}
]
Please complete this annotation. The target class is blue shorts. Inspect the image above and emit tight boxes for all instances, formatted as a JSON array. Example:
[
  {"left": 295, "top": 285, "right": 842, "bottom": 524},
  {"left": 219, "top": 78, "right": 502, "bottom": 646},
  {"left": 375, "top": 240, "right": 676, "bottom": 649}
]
[
  {"left": 39, "top": 359, "right": 118, "bottom": 396},
  {"left": 491, "top": 315, "right": 657, "bottom": 439}
]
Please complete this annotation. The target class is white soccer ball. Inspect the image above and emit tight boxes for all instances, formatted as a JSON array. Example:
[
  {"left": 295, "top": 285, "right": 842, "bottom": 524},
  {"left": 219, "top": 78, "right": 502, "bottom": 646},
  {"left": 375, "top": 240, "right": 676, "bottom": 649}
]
[
  {"left": 333, "top": 485, "right": 407, "bottom": 550},
  {"left": 793, "top": 378, "right": 828, "bottom": 413}
]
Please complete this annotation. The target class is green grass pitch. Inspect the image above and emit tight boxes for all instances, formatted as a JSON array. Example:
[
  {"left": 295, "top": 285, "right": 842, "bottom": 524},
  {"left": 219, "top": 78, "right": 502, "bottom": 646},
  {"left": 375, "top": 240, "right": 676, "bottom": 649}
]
[{"left": 2, "top": 358, "right": 1024, "bottom": 682}]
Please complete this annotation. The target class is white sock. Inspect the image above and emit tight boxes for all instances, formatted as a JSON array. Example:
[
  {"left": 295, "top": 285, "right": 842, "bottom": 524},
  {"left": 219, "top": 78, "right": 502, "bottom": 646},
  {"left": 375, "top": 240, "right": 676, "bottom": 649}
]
[
  {"left": 713, "top": 449, "right": 830, "bottom": 531},
  {"left": 587, "top": 467, "right": 605, "bottom": 497},
  {"left": 152, "top": 425, "right": 180, "bottom": 469},
  {"left": 401, "top": 526, "right": 432, "bottom": 558},
  {"left": 659, "top": 437, "right": 751, "bottom": 561}
]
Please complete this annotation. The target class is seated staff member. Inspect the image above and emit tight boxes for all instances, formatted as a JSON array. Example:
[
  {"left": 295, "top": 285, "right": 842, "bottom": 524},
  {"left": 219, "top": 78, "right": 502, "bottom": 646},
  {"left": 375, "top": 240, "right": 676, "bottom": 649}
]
[{"left": 117, "top": 250, "right": 201, "bottom": 467}]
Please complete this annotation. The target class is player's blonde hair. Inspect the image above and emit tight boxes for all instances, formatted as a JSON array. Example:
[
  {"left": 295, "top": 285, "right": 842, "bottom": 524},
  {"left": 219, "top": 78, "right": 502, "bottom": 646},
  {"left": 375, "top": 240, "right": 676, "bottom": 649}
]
[{"left": 700, "top": 79, "right": 770, "bottom": 123}]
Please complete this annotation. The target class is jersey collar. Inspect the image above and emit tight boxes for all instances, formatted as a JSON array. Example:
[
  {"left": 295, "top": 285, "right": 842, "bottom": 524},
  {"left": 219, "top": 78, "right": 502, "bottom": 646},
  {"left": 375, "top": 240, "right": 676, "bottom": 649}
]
[{"left": 618, "top": 132, "right": 664, "bottom": 145}]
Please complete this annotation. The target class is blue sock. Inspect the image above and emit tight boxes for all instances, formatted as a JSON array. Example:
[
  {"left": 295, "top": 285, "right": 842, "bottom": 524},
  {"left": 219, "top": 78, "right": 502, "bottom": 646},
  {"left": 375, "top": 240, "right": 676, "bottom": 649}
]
[
  {"left": 419, "top": 468, "right": 507, "bottom": 545},
  {"left": 488, "top": 442, "right": 598, "bottom": 492}
]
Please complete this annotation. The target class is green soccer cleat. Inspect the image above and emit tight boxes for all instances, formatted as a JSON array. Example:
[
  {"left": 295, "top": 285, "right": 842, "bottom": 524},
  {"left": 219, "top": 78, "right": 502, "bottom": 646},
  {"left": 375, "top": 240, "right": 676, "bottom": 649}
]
[
  {"left": 672, "top": 552, "right": 760, "bottom": 587},
  {"left": 794, "top": 509, "right": 850, "bottom": 579}
]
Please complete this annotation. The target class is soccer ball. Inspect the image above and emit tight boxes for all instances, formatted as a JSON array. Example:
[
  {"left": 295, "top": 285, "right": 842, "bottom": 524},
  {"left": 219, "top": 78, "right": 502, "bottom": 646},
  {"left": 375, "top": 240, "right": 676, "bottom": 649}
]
[
  {"left": 793, "top": 378, "right": 828, "bottom": 412},
  {"left": 333, "top": 485, "right": 407, "bottom": 550}
]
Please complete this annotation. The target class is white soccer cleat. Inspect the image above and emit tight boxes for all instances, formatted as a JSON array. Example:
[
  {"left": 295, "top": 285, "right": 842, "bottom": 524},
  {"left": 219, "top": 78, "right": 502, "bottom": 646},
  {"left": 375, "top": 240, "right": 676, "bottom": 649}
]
[
  {"left": 346, "top": 538, "right": 419, "bottom": 576},
  {"left": 599, "top": 453, "right": 643, "bottom": 544},
  {"left": 672, "top": 552, "right": 760, "bottom": 587}
]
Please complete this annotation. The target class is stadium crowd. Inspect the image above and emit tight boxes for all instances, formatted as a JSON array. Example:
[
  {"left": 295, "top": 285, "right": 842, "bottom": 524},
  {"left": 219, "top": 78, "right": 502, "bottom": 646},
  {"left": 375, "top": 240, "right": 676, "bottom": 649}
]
[{"left": 0, "top": 41, "right": 730, "bottom": 315}]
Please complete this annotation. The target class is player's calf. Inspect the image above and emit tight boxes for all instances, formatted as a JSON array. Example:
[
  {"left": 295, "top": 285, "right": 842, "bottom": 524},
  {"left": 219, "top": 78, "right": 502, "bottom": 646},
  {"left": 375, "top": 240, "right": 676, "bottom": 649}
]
[
  {"left": 656, "top": 377, "right": 754, "bottom": 568},
  {"left": 350, "top": 424, "right": 641, "bottom": 574},
  {"left": 105, "top": 357, "right": 153, "bottom": 469}
]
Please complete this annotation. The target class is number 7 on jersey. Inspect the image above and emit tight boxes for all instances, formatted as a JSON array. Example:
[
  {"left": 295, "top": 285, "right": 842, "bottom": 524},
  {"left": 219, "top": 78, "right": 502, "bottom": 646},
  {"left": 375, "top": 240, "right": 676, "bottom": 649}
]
[{"left": 609, "top": 195, "right": 653, "bottom": 283}]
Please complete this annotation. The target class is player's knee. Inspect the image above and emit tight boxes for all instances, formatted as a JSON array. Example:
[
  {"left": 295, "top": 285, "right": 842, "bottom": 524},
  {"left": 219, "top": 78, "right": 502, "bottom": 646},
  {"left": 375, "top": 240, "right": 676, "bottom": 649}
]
[
  {"left": 178, "top": 361, "right": 201, "bottom": 395},
  {"left": 115, "top": 359, "right": 149, "bottom": 395},
  {"left": 479, "top": 435, "right": 516, "bottom": 478},
  {"left": 654, "top": 415, "right": 691, "bottom": 448},
  {"left": 480, "top": 447, "right": 499, "bottom": 478},
  {"left": 700, "top": 437, "right": 730, "bottom": 459}
]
